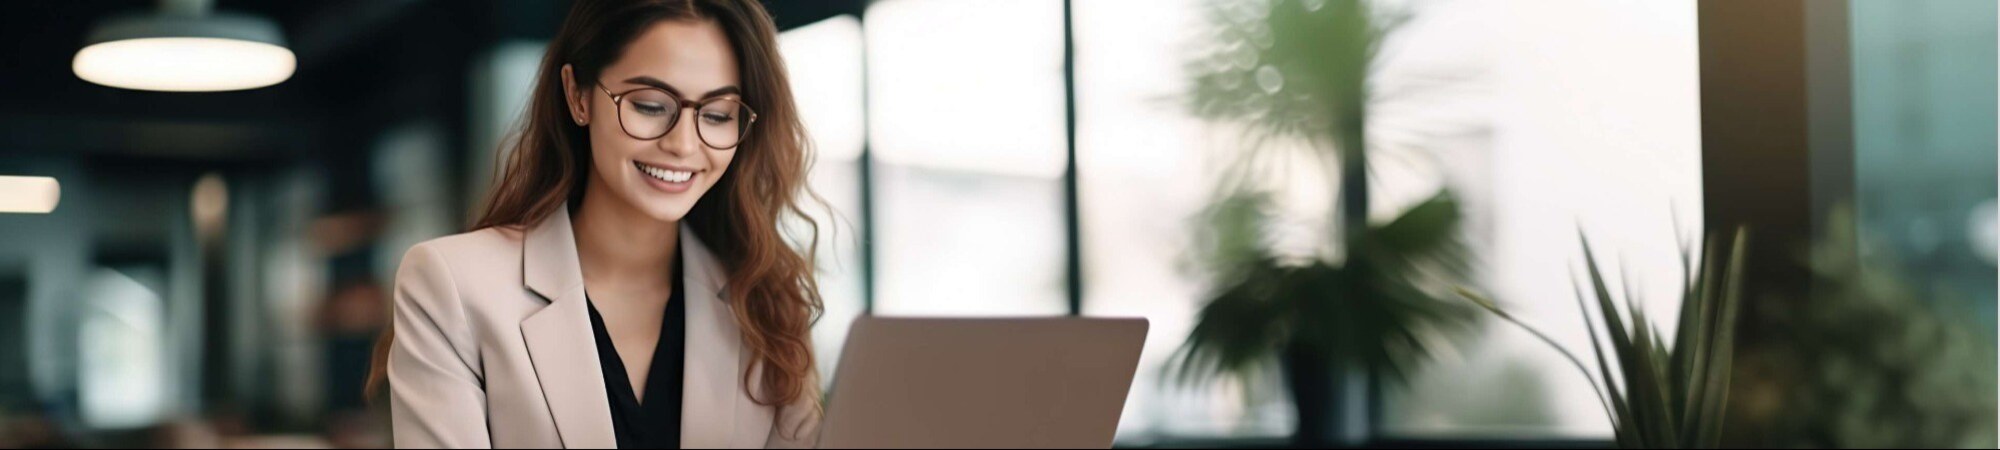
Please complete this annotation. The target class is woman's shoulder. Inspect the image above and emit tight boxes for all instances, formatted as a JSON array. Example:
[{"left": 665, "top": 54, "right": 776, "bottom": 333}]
[
  {"left": 391, "top": 226, "right": 537, "bottom": 355},
  {"left": 396, "top": 226, "right": 528, "bottom": 286},
  {"left": 411, "top": 226, "right": 525, "bottom": 257}
]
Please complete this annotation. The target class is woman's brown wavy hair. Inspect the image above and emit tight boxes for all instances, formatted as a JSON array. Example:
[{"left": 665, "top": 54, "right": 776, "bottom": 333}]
[{"left": 367, "top": 0, "right": 825, "bottom": 419}]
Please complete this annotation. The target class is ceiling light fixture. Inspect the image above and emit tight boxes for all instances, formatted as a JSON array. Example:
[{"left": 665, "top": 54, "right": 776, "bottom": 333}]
[
  {"left": 73, "top": 0, "right": 295, "bottom": 92},
  {"left": 0, "top": 176, "right": 62, "bottom": 214}
]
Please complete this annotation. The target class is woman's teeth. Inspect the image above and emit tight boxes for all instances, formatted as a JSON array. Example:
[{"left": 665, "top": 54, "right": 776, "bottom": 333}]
[{"left": 636, "top": 162, "right": 693, "bottom": 183}]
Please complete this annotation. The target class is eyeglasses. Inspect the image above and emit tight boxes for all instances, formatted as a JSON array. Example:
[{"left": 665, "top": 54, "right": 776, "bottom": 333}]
[{"left": 595, "top": 82, "right": 758, "bottom": 149}]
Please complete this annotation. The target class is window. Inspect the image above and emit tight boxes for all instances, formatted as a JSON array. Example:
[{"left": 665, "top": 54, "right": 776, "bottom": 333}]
[
  {"left": 1073, "top": 0, "right": 1292, "bottom": 441},
  {"left": 778, "top": 15, "right": 869, "bottom": 385},
  {"left": 77, "top": 268, "right": 169, "bottom": 429},
  {"left": 864, "top": 0, "right": 1070, "bottom": 317},
  {"left": 1848, "top": 0, "right": 1997, "bottom": 326},
  {"left": 1376, "top": 0, "right": 1702, "bottom": 438},
  {"left": 777, "top": 0, "right": 1705, "bottom": 443}
]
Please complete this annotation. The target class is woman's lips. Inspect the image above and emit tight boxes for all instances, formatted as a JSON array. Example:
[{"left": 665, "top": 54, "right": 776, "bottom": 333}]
[{"left": 635, "top": 161, "right": 695, "bottom": 193}]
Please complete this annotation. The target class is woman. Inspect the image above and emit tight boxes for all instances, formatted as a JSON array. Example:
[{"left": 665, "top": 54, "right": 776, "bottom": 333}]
[{"left": 369, "top": 0, "right": 825, "bottom": 447}]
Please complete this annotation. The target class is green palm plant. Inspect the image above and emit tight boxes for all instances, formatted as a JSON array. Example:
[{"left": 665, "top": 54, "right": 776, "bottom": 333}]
[
  {"left": 1458, "top": 229, "right": 1748, "bottom": 449},
  {"left": 1174, "top": 0, "right": 1477, "bottom": 445},
  {"left": 1178, "top": 189, "right": 1474, "bottom": 446}
]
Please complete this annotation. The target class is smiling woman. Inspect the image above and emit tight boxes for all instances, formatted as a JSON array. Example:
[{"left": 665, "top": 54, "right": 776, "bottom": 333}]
[{"left": 365, "top": 0, "right": 826, "bottom": 448}]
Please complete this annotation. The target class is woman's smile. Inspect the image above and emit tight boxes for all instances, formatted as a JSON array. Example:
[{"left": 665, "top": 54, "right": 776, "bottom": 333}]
[{"left": 635, "top": 160, "right": 697, "bottom": 193}]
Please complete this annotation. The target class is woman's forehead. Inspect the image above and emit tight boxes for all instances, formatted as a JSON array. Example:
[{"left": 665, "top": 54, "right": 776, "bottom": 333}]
[{"left": 605, "top": 19, "right": 740, "bottom": 94}]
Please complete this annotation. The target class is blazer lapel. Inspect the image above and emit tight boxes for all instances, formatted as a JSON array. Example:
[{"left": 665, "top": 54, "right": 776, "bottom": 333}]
[
  {"left": 519, "top": 208, "right": 618, "bottom": 449},
  {"left": 680, "top": 225, "right": 743, "bottom": 448}
]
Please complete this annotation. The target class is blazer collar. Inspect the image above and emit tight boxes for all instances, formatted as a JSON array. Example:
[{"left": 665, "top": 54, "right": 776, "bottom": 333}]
[
  {"left": 518, "top": 204, "right": 742, "bottom": 448},
  {"left": 521, "top": 204, "right": 731, "bottom": 301},
  {"left": 522, "top": 204, "right": 582, "bottom": 302}
]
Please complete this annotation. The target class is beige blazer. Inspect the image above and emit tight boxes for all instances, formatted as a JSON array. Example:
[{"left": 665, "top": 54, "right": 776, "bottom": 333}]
[{"left": 387, "top": 207, "right": 820, "bottom": 448}]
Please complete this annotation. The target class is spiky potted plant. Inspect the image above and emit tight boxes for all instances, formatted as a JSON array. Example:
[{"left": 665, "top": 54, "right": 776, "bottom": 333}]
[{"left": 1458, "top": 229, "right": 1748, "bottom": 448}]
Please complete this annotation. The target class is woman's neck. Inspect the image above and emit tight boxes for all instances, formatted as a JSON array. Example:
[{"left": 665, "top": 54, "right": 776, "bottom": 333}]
[{"left": 571, "top": 179, "right": 678, "bottom": 284}]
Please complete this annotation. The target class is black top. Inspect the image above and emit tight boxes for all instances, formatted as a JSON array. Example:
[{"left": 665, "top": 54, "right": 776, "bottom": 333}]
[{"left": 586, "top": 248, "right": 687, "bottom": 449}]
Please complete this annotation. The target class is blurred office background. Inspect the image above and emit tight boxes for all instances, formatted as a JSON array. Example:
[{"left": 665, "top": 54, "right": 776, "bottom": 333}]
[{"left": 0, "top": 0, "right": 1993, "bottom": 448}]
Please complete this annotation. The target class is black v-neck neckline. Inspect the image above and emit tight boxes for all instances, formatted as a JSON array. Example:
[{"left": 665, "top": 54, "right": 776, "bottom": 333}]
[{"left": 584, "top": 248, "right": 687, "bottom": 449}]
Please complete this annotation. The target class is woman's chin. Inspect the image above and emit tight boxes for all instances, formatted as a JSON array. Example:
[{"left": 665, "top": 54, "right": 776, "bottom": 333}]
[
  {"left": 636, "top": 201, "right": 694, "bottom": 224},
  {"left": 611, "top": 182, "right": 697, "bottom": 224}
]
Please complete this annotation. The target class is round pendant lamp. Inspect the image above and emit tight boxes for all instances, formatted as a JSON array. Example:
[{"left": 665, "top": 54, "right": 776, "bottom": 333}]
[{"left": 73, "top": 0, "right": 295, "bottom": 92}]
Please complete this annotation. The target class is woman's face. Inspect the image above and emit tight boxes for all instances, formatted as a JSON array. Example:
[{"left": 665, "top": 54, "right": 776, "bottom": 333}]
[{"left": 566, "top": 18, "right": 742, "bottom": 223}]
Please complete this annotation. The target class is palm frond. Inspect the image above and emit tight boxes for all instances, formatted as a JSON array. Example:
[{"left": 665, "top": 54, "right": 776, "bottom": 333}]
[{"left": 1176, "top": 189, "right": 1477, "bottom": 386}]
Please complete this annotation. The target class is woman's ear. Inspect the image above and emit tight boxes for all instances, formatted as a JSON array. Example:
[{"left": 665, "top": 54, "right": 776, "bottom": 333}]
[{"left": 561, "top": 64, "right": 589, "bottom": 126}]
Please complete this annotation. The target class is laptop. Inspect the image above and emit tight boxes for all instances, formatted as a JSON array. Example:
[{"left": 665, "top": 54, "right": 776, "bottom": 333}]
[{"left": 818, "top": 317, "right": 1150, "bottom": 449}]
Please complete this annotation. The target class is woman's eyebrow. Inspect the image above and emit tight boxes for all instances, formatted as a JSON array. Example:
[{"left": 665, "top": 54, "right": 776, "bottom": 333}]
[{"left": 622, "top": 76, "right": 741, "bottom": 99}]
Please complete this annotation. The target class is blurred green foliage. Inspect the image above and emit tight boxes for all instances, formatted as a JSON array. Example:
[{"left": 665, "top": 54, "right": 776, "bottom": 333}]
[
  {"left": 1176, "top": 191, "right": 1475, "bottom": 385},
  {"left": 1174, "top": 0, "right": 1474, "bottom": 391},
  {"left": 1725, "top": 209, "right": 1998, "bottom": 448}
]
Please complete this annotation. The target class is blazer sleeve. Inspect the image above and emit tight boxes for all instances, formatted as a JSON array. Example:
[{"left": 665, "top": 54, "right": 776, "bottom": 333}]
[
  {"left": 389, "top": 243, "right": 493, "bottom": 449},
  {"left": 764, "top": 374, "right": 824, "bottom": 449}
]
